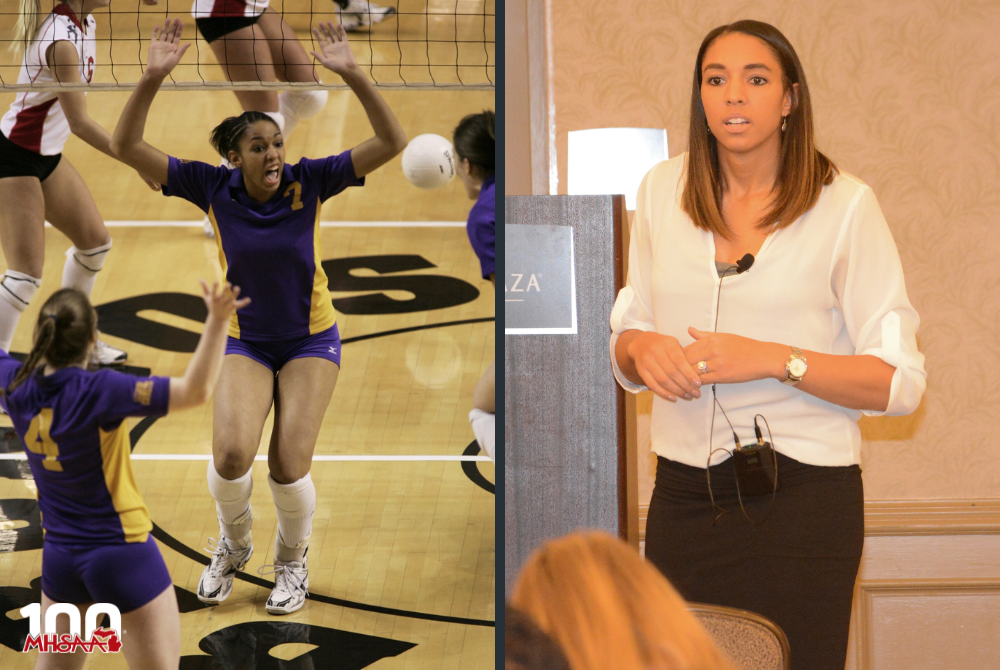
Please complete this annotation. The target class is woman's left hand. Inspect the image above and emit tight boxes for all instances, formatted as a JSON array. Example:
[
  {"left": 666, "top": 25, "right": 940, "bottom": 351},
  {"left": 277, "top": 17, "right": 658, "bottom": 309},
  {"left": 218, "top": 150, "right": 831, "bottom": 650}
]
[
  {"left": 311, "top": 21, "right": 359, "bottom": 76},
  {"left": 683, "top": 327, "right": 783, "bottom": 384}
]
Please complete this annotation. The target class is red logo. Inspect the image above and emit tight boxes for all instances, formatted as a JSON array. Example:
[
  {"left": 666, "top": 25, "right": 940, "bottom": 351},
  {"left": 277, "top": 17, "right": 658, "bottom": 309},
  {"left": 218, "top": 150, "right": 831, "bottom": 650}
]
[
  {"left": 22, "top": 627, "right": 121, "bottom": 653},
  {"left": 85, "top": 56, "right": 94, "bottom": 82}
]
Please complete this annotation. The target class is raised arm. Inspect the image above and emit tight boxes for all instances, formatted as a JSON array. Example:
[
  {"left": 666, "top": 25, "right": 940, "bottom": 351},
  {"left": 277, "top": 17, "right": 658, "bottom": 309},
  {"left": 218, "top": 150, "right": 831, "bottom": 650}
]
[
  {"left": 168, "top": 281, "right": 250, "bottom": 411},
  {"left": 310, "top": 21, "right": 407, "bottom": 177},
  {"left": 48, "top": 41, "right": 160, "bottom": 191},
  {"left": 109, "top": 19, "right": 189, "bottom": 186}
]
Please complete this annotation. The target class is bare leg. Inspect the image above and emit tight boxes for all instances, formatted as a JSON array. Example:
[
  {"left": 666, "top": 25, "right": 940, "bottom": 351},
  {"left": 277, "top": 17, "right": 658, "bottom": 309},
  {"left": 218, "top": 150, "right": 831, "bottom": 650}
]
[
  {"left": 268, "top": 357, "right": 340, "bottom": 483},
  {"left": 0, "top": 176, "right": 46, "bottom": 277},
  {"left": 257, "top": 8, "right": 319, "bottom": 84},
  {"left": 118, "top": 585, "right": 180, "bottom": 670},
  {"left": 33, "top": 594, "right": 90, "bottom": 670},
  {"left": 208, "top": 23, "right": 280, "bottom": 112},
  {"left": 40, "top": 159, "right": 110, "bottom": 251},
  {"left": 473, "top": 360, "right": 495, "bottom": 413},
  {"left": 213, "top": 354, "right": 277, "bottom": 479}
]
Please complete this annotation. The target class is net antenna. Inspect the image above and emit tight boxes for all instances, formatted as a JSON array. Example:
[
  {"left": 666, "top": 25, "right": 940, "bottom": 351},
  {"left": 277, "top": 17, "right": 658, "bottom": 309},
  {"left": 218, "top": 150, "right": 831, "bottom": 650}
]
[{"left": 0, "top": 0, "right": 495, "bottom": 91}]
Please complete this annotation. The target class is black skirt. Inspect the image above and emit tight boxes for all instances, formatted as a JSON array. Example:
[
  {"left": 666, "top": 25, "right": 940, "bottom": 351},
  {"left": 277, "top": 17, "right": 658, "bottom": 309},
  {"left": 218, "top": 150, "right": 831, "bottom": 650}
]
[{"left": 645, "top": 452, "right": 864, "bottom": 670}]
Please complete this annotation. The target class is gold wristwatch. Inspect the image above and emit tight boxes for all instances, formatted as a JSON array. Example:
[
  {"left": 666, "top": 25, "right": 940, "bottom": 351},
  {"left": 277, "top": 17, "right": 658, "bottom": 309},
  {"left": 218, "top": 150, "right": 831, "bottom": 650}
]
[{"left": 783, "top": 346, "right": 807, "bottom": 385}]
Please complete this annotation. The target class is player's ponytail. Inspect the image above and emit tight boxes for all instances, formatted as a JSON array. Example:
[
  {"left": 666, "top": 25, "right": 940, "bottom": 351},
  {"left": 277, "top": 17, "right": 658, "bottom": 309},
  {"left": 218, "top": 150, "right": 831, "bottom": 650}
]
[
  {"left": 9, "top": 0, "right": 43, "bottom": 55},
  {"left": 453, "top": 110, "right": 495, "bottom": 178},
  {"left": 3, "top": 289, "right": 97, "bottom": 396},
  {"left": 210, "top": 111, "right": 281, "bottom": 159}
]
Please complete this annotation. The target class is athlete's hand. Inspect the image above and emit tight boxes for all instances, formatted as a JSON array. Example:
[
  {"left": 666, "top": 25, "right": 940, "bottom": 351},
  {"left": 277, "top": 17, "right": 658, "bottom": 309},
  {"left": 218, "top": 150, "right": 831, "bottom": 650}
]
[
  {"left": 138, "top": 170, "right": 161, "bottom": 191},
  {"left": 200, "top": 280, "right": 250, "bottom": 322},
  {"left": 310, "top": 21, "right": 359, "bottom": 75},
  {"left": 683, "top": 327, "right": 784, "bottom": 385},
  {"left": 626, "top": 331, "right": 702, "bottom": 402},
  {"left": 147, "top": 19, "right": 190, "bottom": 78}
]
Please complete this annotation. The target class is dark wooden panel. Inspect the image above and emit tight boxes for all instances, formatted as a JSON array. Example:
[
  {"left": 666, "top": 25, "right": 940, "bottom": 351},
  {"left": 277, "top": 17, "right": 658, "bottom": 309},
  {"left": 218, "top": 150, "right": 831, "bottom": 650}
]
[{"left": 504, "top": 194, "right": 630, "bottom": 596}]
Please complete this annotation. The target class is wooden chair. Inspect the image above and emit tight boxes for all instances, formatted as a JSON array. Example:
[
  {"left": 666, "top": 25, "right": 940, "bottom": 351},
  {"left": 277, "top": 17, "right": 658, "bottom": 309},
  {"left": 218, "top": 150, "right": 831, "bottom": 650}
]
[{"left": 688, "top": 603, "right": 791, "bottom": 670}]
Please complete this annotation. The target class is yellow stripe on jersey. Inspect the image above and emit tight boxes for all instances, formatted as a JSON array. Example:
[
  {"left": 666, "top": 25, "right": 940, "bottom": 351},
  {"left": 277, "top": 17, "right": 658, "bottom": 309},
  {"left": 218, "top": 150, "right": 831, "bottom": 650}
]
[
  {"left": 99, "top": 423, "right": 153, "bottom": 543},
  {"left": 24, "top": 408, "right": 62, "bottom": 472},
  {"left": 208, "top": 205, "right": 241, "bottom": 339},
  {"left": 309, "top": 197, "right": 337, "bottom": 335}
]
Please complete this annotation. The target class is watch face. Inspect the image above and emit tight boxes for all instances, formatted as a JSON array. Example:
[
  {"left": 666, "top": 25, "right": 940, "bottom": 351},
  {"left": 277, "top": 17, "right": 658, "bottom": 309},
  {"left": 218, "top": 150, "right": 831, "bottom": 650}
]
[{"left": 789, "top": 358, "right": 807, "bottom": 377}]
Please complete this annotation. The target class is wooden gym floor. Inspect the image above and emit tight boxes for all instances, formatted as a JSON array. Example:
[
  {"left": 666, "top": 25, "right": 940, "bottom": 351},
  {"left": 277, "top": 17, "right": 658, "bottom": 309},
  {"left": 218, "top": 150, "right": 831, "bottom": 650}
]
[{"left": 0, "top": 2, "right": 496, "bottom": 667}]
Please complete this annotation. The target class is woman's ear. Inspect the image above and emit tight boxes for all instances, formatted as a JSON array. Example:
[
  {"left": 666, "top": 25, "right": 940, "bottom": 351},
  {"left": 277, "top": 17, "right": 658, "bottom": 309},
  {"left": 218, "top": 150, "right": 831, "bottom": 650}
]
[
  {"left": 227, "top": 150, "right": 241, "bottom": 167},
  {"left": 784, "top": 82, "right": 799, "bottom": 116}
]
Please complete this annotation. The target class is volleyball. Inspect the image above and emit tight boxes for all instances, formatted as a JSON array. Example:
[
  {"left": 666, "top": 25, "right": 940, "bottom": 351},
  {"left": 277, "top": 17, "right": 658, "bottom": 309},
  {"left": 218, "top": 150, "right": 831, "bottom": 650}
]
[{"left": 401, "top": 134, "right": 456, "bottom": 189}]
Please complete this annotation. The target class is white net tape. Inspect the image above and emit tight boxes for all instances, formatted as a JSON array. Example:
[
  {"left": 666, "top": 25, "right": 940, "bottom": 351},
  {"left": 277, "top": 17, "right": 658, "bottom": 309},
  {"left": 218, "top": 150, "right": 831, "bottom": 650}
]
[{"left": 0, "top": 0, "right": 494, "bottom": 91}]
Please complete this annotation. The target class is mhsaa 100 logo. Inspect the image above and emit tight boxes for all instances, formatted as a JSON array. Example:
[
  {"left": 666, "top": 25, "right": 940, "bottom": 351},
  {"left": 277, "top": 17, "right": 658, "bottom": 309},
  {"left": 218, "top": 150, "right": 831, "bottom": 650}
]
[{"left": 20, "top": 603, "right": 122, "bottom": 653}]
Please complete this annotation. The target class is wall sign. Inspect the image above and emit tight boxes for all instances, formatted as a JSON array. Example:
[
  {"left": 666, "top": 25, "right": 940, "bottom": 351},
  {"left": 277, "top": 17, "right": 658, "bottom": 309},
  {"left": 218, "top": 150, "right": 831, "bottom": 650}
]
[{"left": 504, "top": 224, "right": 578, "bottom": 335}]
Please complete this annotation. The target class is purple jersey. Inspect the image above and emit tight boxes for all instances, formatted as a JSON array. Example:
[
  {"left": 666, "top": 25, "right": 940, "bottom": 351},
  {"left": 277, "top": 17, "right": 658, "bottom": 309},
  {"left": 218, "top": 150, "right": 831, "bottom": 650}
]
[
  {"left": 467, "top": 174, "right": 495, "bottom": 279},
  {"left": 162, "top": 153, "right": 364, "bottom": 340},
  {"left": 0, "top": 353, "right": 169, "bottom": 546}
]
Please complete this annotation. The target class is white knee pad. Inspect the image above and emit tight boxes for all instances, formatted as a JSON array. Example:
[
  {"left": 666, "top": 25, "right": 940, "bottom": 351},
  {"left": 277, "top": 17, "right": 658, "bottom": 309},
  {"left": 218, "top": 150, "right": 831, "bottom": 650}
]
[
  {"left": 469, "top": 409, "right": 495, "bottom": 461},
  {"left": 0, "top": 271, "right": 41, "bottom": 312},
  {"left": 280, "top": 90, "right": 328, "bottom": 120},
  {"left": 65, "top": 239, "right": 112, "bottom": 273}
]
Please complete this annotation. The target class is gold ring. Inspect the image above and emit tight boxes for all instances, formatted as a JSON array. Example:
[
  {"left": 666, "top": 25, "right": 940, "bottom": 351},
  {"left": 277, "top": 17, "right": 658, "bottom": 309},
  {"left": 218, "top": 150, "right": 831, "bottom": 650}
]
[{"left": 697, "top": 360, "right": 708, "bottom": 374}]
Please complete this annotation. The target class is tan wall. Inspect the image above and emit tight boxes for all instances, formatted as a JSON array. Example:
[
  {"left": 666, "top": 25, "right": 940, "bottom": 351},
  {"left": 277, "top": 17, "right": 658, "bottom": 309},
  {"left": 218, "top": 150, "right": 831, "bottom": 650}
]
[
  {"left": 548, "top": 0, "right": 1000, "bottom": 502},
  {"left": 505, "top": 0, "right": 534, "bottom": 196}
]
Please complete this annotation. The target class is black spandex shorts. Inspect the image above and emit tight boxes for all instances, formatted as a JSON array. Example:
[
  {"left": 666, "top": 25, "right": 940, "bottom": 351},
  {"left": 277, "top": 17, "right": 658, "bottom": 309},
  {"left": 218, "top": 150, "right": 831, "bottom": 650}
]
[
  {"left": 0, "top": 131, "right": 61, "bottom": 181},
  {"left": 195, "top": 15, "right": 264, "bottom": 44}
]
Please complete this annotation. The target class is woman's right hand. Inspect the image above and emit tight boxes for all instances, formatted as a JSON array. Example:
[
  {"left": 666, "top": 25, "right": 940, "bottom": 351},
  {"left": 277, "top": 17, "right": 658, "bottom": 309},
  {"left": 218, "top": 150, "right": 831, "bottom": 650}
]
[
  {"left": 200, "top": 280, "right": 250, "bottom": 322},
  {"left": 147, "top": 19, "right": 190, "bottom": 78},
  {"left": 625, "top": 331, "right": 702, "bottom": 402}
]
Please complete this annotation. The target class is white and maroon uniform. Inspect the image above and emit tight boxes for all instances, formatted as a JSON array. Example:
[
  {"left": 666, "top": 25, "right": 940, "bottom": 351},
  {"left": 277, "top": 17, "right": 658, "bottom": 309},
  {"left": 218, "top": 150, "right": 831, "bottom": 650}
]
[
  {"left": 0, "top": 5, "right": 95, "bottom": 156},
  {"left": 191, "top": 0, "right": 270, "bottom": 18}
]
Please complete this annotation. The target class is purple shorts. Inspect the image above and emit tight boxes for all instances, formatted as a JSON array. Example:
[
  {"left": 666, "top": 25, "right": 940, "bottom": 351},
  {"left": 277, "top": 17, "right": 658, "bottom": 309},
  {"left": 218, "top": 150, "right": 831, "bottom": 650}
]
[
  {"left": 41, "top": 534, "right": 172, "bottom": 613},
  {"left": 226, "top": 323, "right": 342, "bottom": 372}
]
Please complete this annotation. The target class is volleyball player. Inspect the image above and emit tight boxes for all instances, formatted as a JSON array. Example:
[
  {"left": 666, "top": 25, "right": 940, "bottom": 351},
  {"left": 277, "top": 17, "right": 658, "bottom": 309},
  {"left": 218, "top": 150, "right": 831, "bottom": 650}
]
[
  {"left": 454, "top": 111, "right": 495, "bottom": 461},
  {"left": 111, "top": 18, "right": 407, "bottom": 614},
  {"left": 190, "top": 0, "right": 393, "bottom": 237},
  {"left": 0, "top": 0, "right": 162, "bottom": 364},
  {"left": 0, "top": 281, "right": 248, "bottom": 670}
]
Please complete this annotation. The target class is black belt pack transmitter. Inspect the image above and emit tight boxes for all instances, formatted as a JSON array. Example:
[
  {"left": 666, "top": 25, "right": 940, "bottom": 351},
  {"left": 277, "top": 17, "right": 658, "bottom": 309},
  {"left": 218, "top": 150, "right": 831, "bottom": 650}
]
[{"left": 732, "top": 440, "right": 779, "bottom": 498}]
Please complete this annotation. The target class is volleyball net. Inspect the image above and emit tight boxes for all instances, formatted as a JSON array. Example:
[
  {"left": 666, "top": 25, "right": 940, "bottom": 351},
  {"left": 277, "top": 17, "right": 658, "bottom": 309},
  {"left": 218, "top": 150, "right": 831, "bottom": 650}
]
[{"left": 0, "top": 0, "right": 495, "bottom": 91}]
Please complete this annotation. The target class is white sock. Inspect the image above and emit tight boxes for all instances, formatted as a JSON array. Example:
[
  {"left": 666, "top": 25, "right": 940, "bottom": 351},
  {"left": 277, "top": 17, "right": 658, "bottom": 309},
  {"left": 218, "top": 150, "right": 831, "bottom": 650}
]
[
  {"left": 279, "top": 90, "right": 327, "bottom": 139},
  {"left": 62, "top": 240, "right": 112, "bottom": 297},
  {"left": 207, "top": 461, "right": 253, "bottom": 550},
  {"left": 0, "top": 271, "right": 41, "bottom": 353},
  {"left": 268, "top": 473, "right": 315, "bottom": 563},
  {"left": 469, "top": 409, "right": 495, "bottom": 461}
]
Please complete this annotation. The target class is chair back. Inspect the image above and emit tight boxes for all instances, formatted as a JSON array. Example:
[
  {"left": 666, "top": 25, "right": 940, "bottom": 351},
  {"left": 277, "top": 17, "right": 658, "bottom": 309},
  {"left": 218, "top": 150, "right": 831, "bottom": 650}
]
[{"left": 688, "top": 603, "right": 791, "bottom": 670}]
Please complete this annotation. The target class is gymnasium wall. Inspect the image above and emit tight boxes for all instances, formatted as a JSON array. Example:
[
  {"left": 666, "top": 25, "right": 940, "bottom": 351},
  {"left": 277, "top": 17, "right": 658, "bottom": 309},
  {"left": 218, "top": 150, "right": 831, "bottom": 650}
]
[{"left": 545, "top": 0, "right": 1000, "bottom": 503}]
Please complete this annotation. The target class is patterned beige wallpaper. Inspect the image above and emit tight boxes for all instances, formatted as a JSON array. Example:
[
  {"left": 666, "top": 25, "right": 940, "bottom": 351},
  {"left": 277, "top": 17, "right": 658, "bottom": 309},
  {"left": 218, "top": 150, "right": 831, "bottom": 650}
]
[{"left": 549, "top": 0, "right": 1000, "bottom": 500}]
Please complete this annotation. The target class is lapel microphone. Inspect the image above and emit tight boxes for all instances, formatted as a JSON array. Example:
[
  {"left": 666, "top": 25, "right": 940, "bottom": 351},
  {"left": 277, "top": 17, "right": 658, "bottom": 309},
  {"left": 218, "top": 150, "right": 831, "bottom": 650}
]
[{"left": 736, "top": 253, "right": 755, "bottom": 273}]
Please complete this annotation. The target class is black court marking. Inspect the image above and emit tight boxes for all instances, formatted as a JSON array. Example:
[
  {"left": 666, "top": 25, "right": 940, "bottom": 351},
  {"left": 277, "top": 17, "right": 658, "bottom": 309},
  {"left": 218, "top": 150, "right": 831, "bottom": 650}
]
[
  {"left": 179, "top": 620, "right": 415, "bottom": 670},
  {"left": 461, "top": 440, "right": 495, "bottom": 494}
]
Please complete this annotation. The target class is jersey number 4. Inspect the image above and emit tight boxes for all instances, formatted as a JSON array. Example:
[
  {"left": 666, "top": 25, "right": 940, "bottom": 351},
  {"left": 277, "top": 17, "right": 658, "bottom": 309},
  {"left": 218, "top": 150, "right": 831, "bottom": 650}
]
[{"left": 24, "top": 408, "right": 62, "bottom": 472}]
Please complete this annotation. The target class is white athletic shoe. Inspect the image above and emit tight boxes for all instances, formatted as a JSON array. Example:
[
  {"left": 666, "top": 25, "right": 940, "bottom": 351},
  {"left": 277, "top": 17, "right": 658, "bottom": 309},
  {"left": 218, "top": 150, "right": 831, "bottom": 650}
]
[
  {"left": 197, "top": 537, "right": 254, "bottom": 605},
  {"left": 91, "top": 337, "right": 127, "bottom": 366},
  {"left": 203, "top": 215, "right": 215, "bottom": 239},
  {"left": 260, "top": 558, "right": 309, "bottom": 615},
  {"left": 338, "top": 0, "right": 396, "bottom": 30}
]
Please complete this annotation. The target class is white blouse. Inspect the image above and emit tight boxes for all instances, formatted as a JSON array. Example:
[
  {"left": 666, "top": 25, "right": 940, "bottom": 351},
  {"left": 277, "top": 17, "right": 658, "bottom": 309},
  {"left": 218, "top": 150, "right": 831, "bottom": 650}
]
[{"left": 610, "top": 154, "right": 926, "bottom": 468}]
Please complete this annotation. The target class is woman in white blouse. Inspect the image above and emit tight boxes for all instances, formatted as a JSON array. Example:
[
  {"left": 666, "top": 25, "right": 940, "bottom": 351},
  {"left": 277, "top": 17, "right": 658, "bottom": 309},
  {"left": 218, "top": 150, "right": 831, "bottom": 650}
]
[{"left": 610, "top": 20, "right": 925, "bottom": 670}]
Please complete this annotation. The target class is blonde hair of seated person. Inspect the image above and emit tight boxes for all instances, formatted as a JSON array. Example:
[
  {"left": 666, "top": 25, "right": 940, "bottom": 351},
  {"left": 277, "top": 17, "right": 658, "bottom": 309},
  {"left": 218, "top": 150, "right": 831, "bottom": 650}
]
[{"left": 511, "top": 531, "right": 737, "bottom": 670}]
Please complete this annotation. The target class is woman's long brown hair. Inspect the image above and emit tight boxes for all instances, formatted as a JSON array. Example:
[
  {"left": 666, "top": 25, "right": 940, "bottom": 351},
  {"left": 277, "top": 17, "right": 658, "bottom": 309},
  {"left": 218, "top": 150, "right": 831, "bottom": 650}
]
[
  {"left": 682, "top": 20, "right": 837, "bottom": 239},
  {"left": 3, "top": 288, "right": 96, "bottom": 397},
  {"left": 511, "top": 532, "right": 738, "bottom": 670}
]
